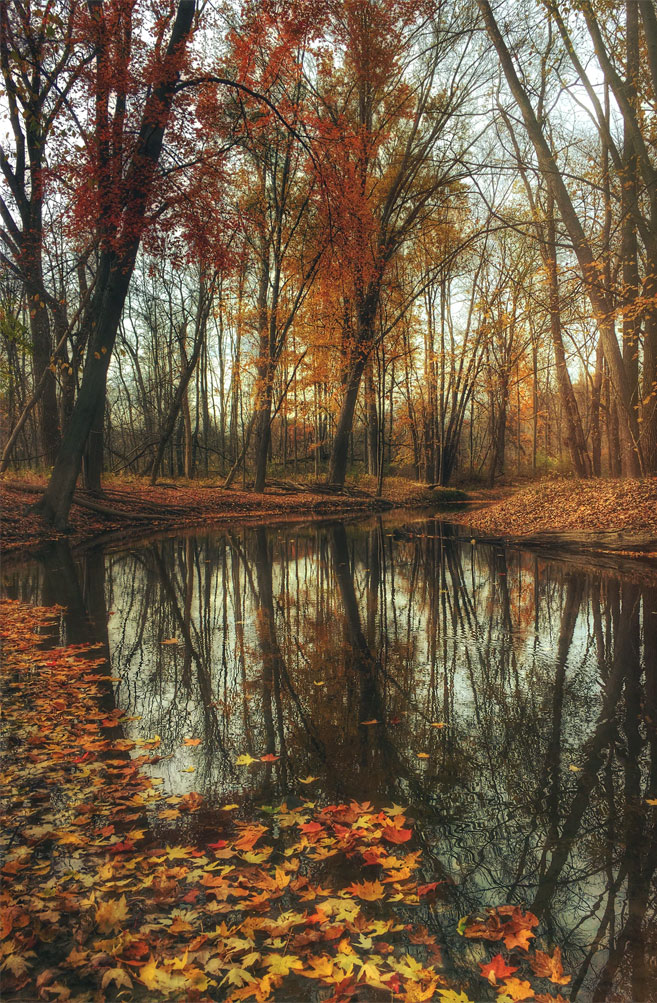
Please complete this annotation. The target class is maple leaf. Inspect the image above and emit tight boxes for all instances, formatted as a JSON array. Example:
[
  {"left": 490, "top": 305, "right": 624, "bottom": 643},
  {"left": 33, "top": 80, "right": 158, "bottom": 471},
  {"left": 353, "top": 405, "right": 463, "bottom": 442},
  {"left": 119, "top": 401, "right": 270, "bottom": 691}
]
[
  {"left": 236, "top": 753, "right": 258, "bottom": 766},
  {"left": 504, "top": 927, "right": 535, "bottom": 951},
  {"left": 534, "top": 995, "right": 569, "bottom": 1003},
  {"left": 437, "top": 991, "right": 475, "bottom": 1003},
  {"left": 298, "top": 775, "right": 319, "bottom": 784},
  {"left": 303, "top": 955, "right": 334, "bottom": 978},
  {"left": 260, "top": 753, "right": 279, "bottom": 762},
  {"left": 101, "top": 967, "right": 133, "bottom": 991},
  {"left": 183, "top": 737, "right": 201, "bottom": 746},
  {"left": 264, "top": 953, "right": 304, "bottom": 976},
  {"left": 382, "top": 824, "right": 412, "bottom": 843},
  {"left": 418, "top": 881, "right": 442, "bottom": 896},
  {"left": 357, "top": 958, "right": 390, "bottom": 989},
  {"left": 500, "top": 977, "right": 536, "bottom": 1000},
  {"left": 95, "top": 895, "right": 129, "bottom": 933},
  {"left": 480, "top": 954, "right": 519, "bottom": 985},
  {"left": 300, "top": 821, "right": 323, "bottom": 834},
  {"left": 180, "top": 791, "right": 203, "bottom": 811},
  {"left": 417, "top": 752, "right": 430, "bottom": 759},
  {"left": 529, "top": 947, "right": 571, "bottom": 985},
  {"left": 1, "top": 954, "right": 32, "bottom": 979},
  {"left": 346, "top": 879, "right": 385, "bottom": 901}
]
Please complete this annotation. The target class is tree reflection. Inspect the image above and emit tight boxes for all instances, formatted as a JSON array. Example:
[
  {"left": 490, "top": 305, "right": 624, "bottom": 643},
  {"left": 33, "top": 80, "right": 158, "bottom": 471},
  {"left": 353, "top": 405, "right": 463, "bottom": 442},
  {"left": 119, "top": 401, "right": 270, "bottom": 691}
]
[{"left": 2, "top": 520, "right": 656, "bottom": 1000}]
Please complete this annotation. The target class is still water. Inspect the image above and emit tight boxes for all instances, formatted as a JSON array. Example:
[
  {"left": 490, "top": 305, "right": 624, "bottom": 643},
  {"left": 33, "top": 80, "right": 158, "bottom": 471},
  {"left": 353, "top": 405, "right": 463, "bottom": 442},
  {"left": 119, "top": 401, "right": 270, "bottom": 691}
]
[{"left": 3, "top": 515, "right": 656, "bottom": 1001}]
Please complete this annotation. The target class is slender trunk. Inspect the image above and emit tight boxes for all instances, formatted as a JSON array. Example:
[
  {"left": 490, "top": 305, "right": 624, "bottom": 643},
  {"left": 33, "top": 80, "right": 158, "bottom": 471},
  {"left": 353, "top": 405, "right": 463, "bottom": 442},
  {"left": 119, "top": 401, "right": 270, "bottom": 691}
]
[
  {"left": 365, "top": 355, "right": 378, "bottom": 477},
  {"left": 35, "top": 254, "right": 132, "bottom": 526},
  {"left": 591, "top": 339, "right": 603, "bottom": 476},
  {"left": 546, "top": 200, "right": 591, "bottom": 476}
]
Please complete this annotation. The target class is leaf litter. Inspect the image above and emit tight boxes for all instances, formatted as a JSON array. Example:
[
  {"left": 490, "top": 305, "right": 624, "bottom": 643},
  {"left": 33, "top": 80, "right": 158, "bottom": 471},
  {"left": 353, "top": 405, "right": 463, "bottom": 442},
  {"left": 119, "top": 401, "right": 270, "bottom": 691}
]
[{"left": 1, "top": 599, "right": 572, "bottom": 1002}]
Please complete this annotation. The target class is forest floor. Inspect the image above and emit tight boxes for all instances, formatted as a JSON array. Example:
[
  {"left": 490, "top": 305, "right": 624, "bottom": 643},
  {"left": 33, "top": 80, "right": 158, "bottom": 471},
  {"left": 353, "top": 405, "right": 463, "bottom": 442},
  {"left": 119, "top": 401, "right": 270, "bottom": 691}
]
[
  {"left": 0, "top": 474, "right": 464, "bottom": 557},
  {"left": 448, "top": 476, "right": 657, "bottom": 560},
  {"left": 2, "top": 473, "right": 656, "bottom": 562}
]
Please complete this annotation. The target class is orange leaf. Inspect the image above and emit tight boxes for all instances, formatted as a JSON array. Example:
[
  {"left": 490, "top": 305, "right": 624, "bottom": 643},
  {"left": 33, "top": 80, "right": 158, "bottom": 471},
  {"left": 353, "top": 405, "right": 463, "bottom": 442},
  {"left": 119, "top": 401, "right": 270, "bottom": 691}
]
[
  {"left": 480, "top": 954, "right": 518, "bottom": 985},
  {"left": 382, "top": 825, "right": 412, "bottom": 843},
  {"left": 499, "top": 978, "right": 535, "bottom": 1000},
  {"left": 346, "top": 879, "right": 385, "bottom": 901},
  {"left": 529, "top": 947, "right": 571, "bottom": 985}
]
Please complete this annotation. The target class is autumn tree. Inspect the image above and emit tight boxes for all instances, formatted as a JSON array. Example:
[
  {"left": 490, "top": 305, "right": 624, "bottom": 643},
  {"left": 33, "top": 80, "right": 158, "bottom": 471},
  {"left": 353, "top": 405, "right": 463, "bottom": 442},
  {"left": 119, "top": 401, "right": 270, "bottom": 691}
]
[
  {"left": 32, "top": 0, "right": 197, "bottom": 527},
  {"left": 0, "top": 0, "right": 92, "bottom": 467},
  {"left": 308, "top": 0, "right": 479, "bottom": 488}
]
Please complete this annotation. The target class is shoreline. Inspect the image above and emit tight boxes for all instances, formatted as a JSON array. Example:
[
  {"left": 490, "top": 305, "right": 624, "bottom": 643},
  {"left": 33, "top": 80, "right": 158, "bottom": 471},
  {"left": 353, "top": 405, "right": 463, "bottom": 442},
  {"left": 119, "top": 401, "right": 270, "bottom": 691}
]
[{"left": 2, "top": 475, "right": 656, "bottom": 566}]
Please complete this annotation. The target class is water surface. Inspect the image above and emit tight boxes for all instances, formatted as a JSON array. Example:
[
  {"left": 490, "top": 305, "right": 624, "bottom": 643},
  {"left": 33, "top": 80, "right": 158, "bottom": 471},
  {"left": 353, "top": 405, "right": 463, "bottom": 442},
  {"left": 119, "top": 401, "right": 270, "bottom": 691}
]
[{"left": 4, "top": 516, "right": 656, "bottom": 1001}]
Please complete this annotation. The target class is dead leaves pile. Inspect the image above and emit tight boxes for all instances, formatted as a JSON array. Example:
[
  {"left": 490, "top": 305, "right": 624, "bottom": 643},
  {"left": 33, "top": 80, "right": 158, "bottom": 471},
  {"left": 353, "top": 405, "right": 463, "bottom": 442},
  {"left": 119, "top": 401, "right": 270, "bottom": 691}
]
[
  {"left": 450, "top": 476, "right": 657, "bottom": 538},
  {"left": 1, "top": 600, "right": 572, "bottom": 1002}
]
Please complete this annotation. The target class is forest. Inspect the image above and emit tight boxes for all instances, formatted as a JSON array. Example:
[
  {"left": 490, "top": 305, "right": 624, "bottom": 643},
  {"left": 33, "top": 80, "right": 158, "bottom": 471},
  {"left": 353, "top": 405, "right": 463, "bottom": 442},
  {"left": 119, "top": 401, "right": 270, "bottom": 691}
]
[
  {"left": 1, "top": 0, "right": 656, "bottom": 524},
  {"left": 1, "top": 2, "right": 657, "bottom": 1003}
]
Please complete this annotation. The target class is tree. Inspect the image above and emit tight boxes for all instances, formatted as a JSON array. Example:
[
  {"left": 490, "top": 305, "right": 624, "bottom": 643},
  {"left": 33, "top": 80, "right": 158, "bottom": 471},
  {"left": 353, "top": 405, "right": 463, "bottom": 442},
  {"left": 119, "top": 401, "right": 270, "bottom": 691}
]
[
  {"left": 310, "top": 0, "right": 477, "bottom": 487},
  {"left": 34, "top": 0, "right": 197, "bottom": 527},
  {"left": 476, "top": 0, "right": 647, "bottom": 475},
  {"left": 0, "top": 0, "right": 90, "bottom": 466}
]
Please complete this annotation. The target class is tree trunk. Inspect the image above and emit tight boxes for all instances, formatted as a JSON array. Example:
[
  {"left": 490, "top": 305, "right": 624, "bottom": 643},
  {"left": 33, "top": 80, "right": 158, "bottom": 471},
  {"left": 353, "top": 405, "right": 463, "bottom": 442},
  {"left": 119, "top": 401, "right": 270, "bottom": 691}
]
[
  {"left": 328, "top": 354, "right": 368, "bottom": 488},
  {"left": 365, "top": 356, "right": 379, "bottom": 477},
  {"left": 34, "top": 256, "right": 132, "bottom": 526},
  {"left": 546, "top": 202, "right": 591, "bottom": 477}
]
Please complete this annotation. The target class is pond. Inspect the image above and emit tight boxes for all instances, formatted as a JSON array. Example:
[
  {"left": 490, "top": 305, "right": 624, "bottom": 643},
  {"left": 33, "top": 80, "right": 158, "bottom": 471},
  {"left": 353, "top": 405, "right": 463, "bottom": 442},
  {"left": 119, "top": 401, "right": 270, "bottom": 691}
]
[{"left": 3, "top": 515, "right": 656, "bottom": 1002}]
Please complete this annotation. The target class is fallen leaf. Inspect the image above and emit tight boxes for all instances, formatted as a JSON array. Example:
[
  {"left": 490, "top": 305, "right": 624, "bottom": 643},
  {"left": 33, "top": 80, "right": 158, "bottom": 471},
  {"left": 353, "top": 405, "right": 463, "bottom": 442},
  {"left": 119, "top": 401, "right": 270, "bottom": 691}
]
[
  {"left": 480, "top": 954, "right": 518, "bottom": 985},
  {"left": 95, "top": 895, "right": 129, "bottom": 933},
  {"left": 529, "top": 947, "right": 570, "bottom": 985}
]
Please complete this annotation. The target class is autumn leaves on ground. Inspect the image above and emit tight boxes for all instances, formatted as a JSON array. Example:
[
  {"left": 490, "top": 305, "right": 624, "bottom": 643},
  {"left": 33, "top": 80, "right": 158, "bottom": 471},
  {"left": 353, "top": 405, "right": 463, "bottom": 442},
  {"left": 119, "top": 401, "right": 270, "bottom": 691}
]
[
  {"left": 0, "top": 599, "right": 573, "bottom": 1003},
  {"left": 3, "top": 474, "right": 657, "bottom": 559}
]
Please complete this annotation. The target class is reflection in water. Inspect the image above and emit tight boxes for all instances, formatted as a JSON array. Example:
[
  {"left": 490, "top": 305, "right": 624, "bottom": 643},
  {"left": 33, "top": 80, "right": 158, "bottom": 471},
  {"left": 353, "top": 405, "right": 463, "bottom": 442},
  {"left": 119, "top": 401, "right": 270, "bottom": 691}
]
[{"left": 4, "top": 517, "right": 657, "bottom": 1001}]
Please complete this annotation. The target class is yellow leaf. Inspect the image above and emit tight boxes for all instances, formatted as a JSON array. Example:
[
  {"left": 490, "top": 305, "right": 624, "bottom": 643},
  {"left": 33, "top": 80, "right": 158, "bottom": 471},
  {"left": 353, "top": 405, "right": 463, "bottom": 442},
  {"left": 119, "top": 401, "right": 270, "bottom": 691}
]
[
  {"left": 95, "top": 895, "right": 129, "bottom": 934},
  {"left": 236, "top": 754, "right": 258, "bottom": 766},
  {"left": 303, "top": 956, "right": 334, "bottom": 979},
  {"left": 417, "top": 752, "right": 430, "bottom": 759},
  {"left": 264, "top": 953, "right": 304, "bottom": 976},
  {"left": 298, "top": 776, "right": 318, "bottom": 784}
]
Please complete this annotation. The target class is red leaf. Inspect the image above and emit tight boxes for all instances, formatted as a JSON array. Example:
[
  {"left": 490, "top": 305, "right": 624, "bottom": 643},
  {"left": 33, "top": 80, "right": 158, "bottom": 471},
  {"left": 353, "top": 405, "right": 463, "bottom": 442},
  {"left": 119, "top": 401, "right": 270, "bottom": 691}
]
[
  {"left": 480, "top": 953, "right": 519, "bottom": 985},
  {"left": 382, "top": 825, "right": 412, "bottom": 843}
]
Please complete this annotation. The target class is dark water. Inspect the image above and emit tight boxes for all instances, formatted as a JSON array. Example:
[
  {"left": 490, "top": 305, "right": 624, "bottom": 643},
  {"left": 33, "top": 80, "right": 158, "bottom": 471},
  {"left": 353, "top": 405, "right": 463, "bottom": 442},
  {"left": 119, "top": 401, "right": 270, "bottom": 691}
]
[{"left": 3, "top": 515, "right": 657, "bottom": 1001}]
